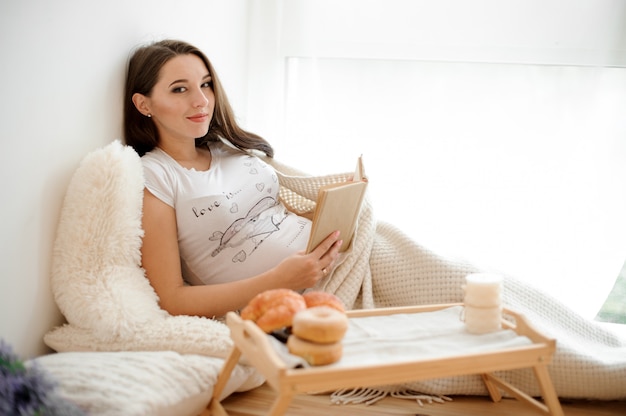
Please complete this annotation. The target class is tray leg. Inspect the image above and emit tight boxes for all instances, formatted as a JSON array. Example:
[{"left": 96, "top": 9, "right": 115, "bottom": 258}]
[
  {"left": 481, "top": 373, "right": 503, "bottom": 402},
  {"left": 207, "top": 346, "right": 242, "bottom": 416},
  {"left": 533, "top": 364, "right": 564, "bottom": 416},
  {"left": 482, "top": 373, "right": 552, "bottom": 415}
]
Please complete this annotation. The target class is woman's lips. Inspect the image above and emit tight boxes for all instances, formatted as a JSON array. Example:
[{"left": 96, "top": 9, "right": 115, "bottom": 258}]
[{"left": 188, "top": 113, "right": 209, "bottom": 122}]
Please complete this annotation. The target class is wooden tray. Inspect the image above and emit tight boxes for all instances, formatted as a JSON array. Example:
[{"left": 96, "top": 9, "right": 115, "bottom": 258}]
[{"left": 208, "top": 303, "right": 563, "bottom": 416}]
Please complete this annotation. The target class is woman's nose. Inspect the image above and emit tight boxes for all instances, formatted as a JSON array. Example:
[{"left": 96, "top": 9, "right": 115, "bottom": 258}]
[{"left": 191, "top": 87, "right": 210, "bottom": 108}]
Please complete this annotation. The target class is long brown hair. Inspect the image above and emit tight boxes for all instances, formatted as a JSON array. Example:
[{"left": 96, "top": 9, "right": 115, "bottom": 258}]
[{"left": 123, "top": 39, "right": 273, "bottom": 157}]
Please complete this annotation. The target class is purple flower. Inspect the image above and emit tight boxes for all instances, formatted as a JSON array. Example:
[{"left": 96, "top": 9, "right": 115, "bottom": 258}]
[{"left": 0, "top": 339, "right": 85, "bottom": 416}]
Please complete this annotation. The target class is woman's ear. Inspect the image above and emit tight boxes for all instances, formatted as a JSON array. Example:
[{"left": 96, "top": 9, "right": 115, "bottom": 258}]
[{"left": 132, "top": 93, "right": 151, "bottom": 117}]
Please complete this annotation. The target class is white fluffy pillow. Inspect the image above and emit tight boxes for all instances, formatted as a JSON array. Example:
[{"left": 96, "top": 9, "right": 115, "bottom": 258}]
[
  {"left": 44, "top": 141, "right": 233, "bottom": 357},
  {"left": 29, "top": 351, "right": 263, "bottom": 416}
]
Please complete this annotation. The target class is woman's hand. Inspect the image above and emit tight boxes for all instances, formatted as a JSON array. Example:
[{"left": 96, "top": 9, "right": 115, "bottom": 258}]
[{"left": 272, "top": 230, "right": 343, "bottom": 290}]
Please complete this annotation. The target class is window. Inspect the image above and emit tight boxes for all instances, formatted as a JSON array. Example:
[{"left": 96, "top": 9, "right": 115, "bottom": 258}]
[{"left": 245, "top": 0, "right": 626, "bottom": 319}]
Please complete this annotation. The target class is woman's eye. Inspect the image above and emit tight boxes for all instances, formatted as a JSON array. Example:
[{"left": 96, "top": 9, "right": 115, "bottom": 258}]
[
  {"left": 201, "top": 81, "right": 212, "bottom": 88},
  {"left": 172, "top": 86, "right": 187, "bottom": 93}
]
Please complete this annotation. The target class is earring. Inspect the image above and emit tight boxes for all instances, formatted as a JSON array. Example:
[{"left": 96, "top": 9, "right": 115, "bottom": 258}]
[{"left": 147, "top": 113, "right": 152, "bottom": 118}]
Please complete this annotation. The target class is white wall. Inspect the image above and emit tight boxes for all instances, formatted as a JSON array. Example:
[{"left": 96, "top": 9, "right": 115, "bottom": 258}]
[
  {"left": 278, "top": 0, "right": 626, "bottom": 66},
  {"left": 0, "top": 0, "right": 254, "bottom": 359}
]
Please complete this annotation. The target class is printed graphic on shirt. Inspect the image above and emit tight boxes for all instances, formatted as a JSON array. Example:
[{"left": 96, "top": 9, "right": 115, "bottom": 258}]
[
  {"left": 209, "top": 196, "right": 288, "bottom": 262},
  {"left": 188, "top": 154, "right": 287, "bottom": 266}
]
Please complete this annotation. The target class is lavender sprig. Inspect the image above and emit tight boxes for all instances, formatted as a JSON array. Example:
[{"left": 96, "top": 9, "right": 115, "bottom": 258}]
[{"left": 0, "top": 339, "right": 85, "bottom": 416}]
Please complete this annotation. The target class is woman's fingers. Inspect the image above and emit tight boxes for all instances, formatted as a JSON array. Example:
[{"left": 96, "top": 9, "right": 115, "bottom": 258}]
[
  {"left": 313, "top": 230, "right": 343, "bottom": 275},
  {"left": 314, "top": 230, "right": 341, "bottom": 255}
]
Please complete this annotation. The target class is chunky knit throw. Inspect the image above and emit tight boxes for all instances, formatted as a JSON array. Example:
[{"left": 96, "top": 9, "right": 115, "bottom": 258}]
[{"left": 266, "top": 155, "right": 626, "bottom": 400}]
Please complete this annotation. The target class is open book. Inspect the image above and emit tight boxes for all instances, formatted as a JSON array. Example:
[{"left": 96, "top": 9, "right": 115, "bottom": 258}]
[{"left": 306, "top": 156, "right": 368, "bottom": 253}]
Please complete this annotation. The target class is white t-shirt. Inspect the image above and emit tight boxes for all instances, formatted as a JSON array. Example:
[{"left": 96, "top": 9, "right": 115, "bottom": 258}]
[{"left": 141, "top": 141, "right": 312, "bottom": 285}]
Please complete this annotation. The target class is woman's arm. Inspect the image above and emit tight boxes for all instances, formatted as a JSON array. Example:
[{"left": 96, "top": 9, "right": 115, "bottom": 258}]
[{"left": 140, "top": 189, "right": 342, "bottom": 318}]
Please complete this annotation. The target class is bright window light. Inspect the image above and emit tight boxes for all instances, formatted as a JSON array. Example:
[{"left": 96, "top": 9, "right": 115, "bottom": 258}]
[{"left": 244, "top": 0, "right": 626, "bottom": 319}]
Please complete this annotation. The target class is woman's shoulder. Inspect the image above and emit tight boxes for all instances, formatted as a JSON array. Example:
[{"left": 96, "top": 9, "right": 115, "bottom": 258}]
[
  {"left": 141, "top": 147, "right": 169, "bottom": 165},
  {"left": 208, "top": 139, "right": 249, "bottom": 158},
  {"left": 209, "top": 140, "right": 268, "bottom": 169},
  {"left": 140, "top": 148, "right": 179, "bottom": 180}
]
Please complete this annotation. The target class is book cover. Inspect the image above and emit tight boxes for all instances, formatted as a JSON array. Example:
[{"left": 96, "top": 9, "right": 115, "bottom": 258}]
[{"left": 306, "top": 156, "right": 367, "bottom": 253}]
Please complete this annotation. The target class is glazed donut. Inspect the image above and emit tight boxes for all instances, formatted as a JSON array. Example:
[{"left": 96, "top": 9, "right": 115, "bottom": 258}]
[
  {"left": 303, "top": 291, "right": 345, "bottom": 313},
  {"left": 240, "top": 289, "right": 306, "bottom": 333},
  {"left": 287, "top": 335, "right": 343, "bottom": 366},
  {"left": 292, "top": 306, "right": 349, "bottom": 344}
]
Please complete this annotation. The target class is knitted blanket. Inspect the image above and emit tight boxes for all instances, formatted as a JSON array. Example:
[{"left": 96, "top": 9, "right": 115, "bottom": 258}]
[{"left": 267, "top": 156, "right": 626, "bottom": 400}]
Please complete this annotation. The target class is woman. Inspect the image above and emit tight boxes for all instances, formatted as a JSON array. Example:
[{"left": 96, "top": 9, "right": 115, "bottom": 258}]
[{"left": 124, "top": 39, "right": 343, "bottom": 318}]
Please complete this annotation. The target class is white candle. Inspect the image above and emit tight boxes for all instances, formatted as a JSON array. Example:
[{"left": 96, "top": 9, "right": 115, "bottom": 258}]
[
  {"left": 464, "top": 273, "right": 502, "bottom": 307},
  {"left": 463, "top": 273, "right": 503, "bottom": 334}
]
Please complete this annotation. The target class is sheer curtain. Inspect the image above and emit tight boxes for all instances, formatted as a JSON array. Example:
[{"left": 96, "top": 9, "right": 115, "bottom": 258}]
[{"left": 245, "top": 0, "right": 626, "bottom": 319}]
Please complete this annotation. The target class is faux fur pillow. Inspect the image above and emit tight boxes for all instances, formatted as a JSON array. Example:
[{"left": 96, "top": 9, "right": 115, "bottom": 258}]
[{"left": 44, "top": 140, "right": 233, "bottom": 358}]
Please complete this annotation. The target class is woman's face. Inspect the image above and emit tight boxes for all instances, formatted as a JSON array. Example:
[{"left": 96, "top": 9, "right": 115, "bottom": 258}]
[{"left": 135, "top": 54, "right": 215, "bottom": 144}]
